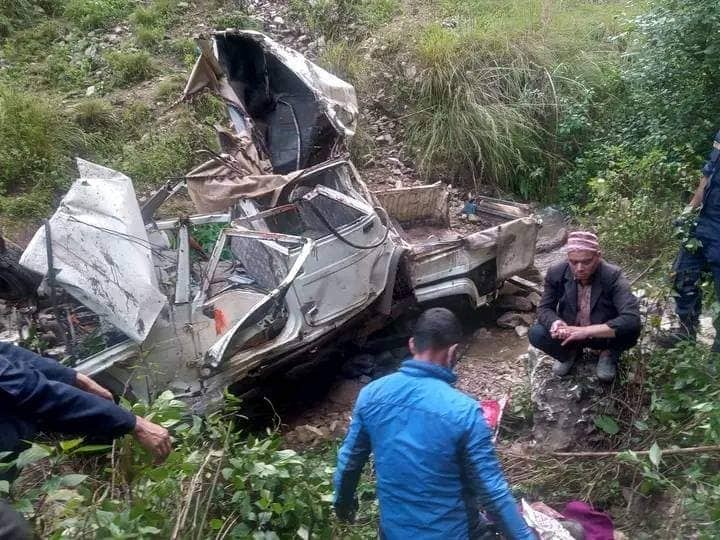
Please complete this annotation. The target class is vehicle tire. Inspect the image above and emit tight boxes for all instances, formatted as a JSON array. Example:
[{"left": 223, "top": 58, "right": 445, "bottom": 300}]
[{"left": 0, "top": 241, "right": 41, "bottom": 301}]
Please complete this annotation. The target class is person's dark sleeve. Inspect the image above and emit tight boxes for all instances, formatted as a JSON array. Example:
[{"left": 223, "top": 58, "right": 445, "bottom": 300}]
[
  {"left": 0, "top": 355, "right": 136, "bottom": 440},
  {"left": 0, "top": 343, "right": 76, "bottom": 386},
  {"left": 701, "top": 130, "right": 720, "bottom": 177},
  {"left": 333, "top": 395, "right": 371, "bottom": 517},
  {"left": 536, "top": 268, "right": 562, "bottom": 330},
  {"left": 462, "top": 409, "right": 535, "bottom": 540},
  {"left": 0, "top": 499, "right": 31, "bottom": 540},
  {"left": 605, "top": 270, "right": 641, "bottom": 338}
]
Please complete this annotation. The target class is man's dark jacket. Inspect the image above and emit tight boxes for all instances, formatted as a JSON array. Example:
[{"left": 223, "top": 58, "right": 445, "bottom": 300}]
[
  {"left": 537, "top": 260, "right": 641, "bottom": 338},
  {"left": 0, "top": 342, "right": 136, "bottom": 452}
]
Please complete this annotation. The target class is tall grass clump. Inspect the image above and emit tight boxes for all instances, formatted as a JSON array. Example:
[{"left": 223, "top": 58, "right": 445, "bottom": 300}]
[
  {"left": 392, "top": 0, "right": 632, "bottom": 199},
  {"left": 405, "top": 23, "right": 556, "bottom": 198},
  {"left": 105, "top": 49, "right": 156, "bottom": 86}
]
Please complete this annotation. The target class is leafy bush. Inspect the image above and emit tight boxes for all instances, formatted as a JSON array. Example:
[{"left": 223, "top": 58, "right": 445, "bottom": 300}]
[
  {"left": 579, "top": 147, "right": 697, "bottom": 262},
  {"left": 63, "top": 0, "right": 133, "bottom": 30},
  {"left": 0, "top": 0, "right": 34, "bottom": 36},
  {"left": 105, "top": 49, "right": 156, "bottom": 86},
  {"left": 4, "top": 392, "right": 378, "bottom": 538}
]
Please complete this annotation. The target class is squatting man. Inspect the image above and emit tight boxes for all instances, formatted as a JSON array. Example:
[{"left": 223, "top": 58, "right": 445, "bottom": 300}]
[{"left": 529, "top": 231, "right": 642, "bottom": 381}]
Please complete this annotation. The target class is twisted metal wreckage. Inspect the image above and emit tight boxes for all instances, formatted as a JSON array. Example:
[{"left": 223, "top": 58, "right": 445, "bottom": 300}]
[{"left": 8, "top": 31, "right": 538, "bottom": 411}]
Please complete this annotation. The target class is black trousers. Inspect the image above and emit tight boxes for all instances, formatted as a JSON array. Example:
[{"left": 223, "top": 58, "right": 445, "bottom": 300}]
[
  {"left": 528, "top": 323, "right": 640, "bottom": 363},
  {"left": 0, "top": 500, "right": 30, "bottom": 539}
]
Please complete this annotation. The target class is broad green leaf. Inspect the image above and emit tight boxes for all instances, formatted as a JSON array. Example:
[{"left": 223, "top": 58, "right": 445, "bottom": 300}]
[
  {"left": 0, "top": 480, "right": 9, "bottom": 494},
  {"left": 59, "top": 438, "right": 84, "bottom": 452},
  {"left": 16, "top": 444, "right": 51, "bottom": 469},
  {"left": 60, "top": 474, "right": 88, "bottom": 488},
  {"left": 648, "top": 442, "right": 662, "bottom": 467},
  {"left": 297, "top": 525, "right": 310, "bottom": 540},
  {"left": 210, "top": 518, "right": 224, "bottom": 530},
  {"left": 594, "top": 415, "right": 620, "bottom": 435}
]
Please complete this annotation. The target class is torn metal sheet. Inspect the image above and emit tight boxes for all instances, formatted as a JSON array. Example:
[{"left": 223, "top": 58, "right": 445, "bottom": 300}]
[{"left": 20, "top": 159, "right": 167, "bottom": 342}]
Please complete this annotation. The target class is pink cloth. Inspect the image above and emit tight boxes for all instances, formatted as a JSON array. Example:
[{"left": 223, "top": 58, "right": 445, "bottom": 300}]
[
  {"left": 566, "top": 231, "right": 600, "bottom": 253},
  {"left": 562, "top": 501, "right": 614, "bottom": 540},
  {"left": 576, "top": 283, "right": 592, "bottom": 327}
]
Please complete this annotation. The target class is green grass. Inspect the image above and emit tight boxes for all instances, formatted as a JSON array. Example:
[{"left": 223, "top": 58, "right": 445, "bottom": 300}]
[
  {"left": 390, "top": 0, "right": 637, "bottom": 199},
  {"left": 63, "top": 0, "right": 133, "bottom": 30},
  {"left": 0, "top": 85, "right": 84, "bottom": 220},
  {"left": 105, "top": 49, "right": 156, "bottom": 86},
  {"left": 72, "top": 98, "right": 118, "bottom": 132},
  {"left": 114, "top": 111, "right": 218, "bottom": 187}
]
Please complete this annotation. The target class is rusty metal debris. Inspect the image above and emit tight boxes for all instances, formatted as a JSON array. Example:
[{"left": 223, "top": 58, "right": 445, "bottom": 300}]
[{"left": 3, "top": 31, "right": 539, "bottom": 411}]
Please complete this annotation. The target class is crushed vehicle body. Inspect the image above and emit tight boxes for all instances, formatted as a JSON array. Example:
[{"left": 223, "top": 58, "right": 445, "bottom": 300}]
[{"left": 12, "top": 30, "right": 538, "bottom": 412}]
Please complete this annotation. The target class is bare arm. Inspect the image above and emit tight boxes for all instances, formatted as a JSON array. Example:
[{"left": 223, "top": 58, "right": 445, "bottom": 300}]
[{"left": 689, "top": 176, "right": 708, "bottom": 208}]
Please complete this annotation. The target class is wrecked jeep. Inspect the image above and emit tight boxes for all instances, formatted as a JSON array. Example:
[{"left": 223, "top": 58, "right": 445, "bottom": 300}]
[{"left": 9, "top": 31, "right": 537, "bottom": 411}]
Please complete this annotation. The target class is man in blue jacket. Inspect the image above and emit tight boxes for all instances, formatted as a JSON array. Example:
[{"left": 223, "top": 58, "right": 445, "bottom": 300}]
[{"left": 334, "top": 308, "right": 534, "bottom": 540}]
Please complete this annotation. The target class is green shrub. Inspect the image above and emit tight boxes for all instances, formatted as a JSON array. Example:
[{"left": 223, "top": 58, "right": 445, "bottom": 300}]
[
  {"left": 210, "top": 11, "right": 261, "bottom": 30},
  {"left": 0, "top": 0, "right": 33, "bottom": 35},
  {"left": 72, "top": 98, "right": 118, "bottom": 132},
  {"left": 134, "top": 23, "right": 164, "bottom": 48},
  {"left": 63, "top": 0, "right": 133, "bottom": 30},
  {"left": 115, "top": 113, "right": 217, "bottom": 187},
  {"left": 155, "top": 75, "right": 184, "bottom": 103},
  {"left": 579, "top": 147, "right": 697, "bottom": 263},
  {"left": 0, "top": 85, "right": 82, "bottom": 195},
  {"left": 165, "top": 37, "right": 197, "bottom": 67},
  {"left": 105, "top": 49, "right": 156, "bottom": 86},
  {"left": 130, "top": 4, "right": 158, "bottom": 26},
  {"left": 289, "top": 0, "right": 398, "bottom": 39}
]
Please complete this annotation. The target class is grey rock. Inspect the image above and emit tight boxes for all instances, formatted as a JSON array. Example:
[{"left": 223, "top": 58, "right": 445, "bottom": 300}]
[
  {"left": 272, "top": 15, "right": 284, "bottom": 25},
  {"left": 527, "top": 292, "right": 542, "bottom": 307},
  {"left": 497, "top": 312, "right": 535, "bottom": 329},
  {"left": 496, "top": 294, "right": 534, "bottom": 312},
  {"left": 514, "top": 325, "right": 528, "bottom": 338}
]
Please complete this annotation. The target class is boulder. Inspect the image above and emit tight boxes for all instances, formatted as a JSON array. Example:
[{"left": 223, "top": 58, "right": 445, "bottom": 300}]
[
  {"left": 515, "top": 325, "right": 528, "bottom": 338},
  {"left": 527, "top": 291, "right": 542, "bottom": 307},
  {"left": 497, "top": 312, "right": 535, "bottom": 329},
  {"left": 496, "top": 294, "right": 534, "bottom": 312}
]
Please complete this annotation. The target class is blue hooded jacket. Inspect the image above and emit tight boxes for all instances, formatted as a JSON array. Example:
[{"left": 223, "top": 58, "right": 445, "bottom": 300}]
[{"left": 334, "top": 359, "right": 534, "bottom": 540}]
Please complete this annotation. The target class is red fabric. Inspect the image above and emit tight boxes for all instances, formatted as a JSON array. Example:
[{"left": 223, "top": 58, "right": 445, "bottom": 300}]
[
  {"left": 562, "top": 501, "right": 614, "bottom": 540},
  {"left": 480, "top": 400, "right": 501, "bottom": 428}
]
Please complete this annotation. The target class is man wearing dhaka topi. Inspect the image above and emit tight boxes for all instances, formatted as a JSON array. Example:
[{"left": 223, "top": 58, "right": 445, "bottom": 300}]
[{"left": 528, "top": 231, "right": 641, "bottom": 382}]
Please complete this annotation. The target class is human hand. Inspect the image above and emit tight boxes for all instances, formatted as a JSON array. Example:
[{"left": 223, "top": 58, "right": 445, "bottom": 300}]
[
  {"left": 561, "top": 326, "right": 592, "bottom": 346},
  {"left": 75, "top": 373, "right": 113, "bottom": 401},
  {"left": 550, "top": 320, "right": 569, "bottom": 340},
  {"left": 133, "top": 416, "right": 172, "bottom": 464}
]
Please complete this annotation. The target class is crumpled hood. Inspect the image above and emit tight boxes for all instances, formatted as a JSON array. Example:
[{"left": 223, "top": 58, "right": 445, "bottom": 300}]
[{"left": 20, "top": 159, "right": 167, "bottom": 342}]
